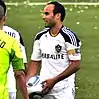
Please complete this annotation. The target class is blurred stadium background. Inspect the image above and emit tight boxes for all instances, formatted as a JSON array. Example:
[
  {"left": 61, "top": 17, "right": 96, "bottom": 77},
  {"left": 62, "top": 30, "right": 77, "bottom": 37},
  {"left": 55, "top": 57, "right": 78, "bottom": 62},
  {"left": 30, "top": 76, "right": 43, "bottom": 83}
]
[
  {"left": 5, "top": 0, "right": 99, "bottom": 99},
  {"left": 5, "top": 0, "right": 99, "bottom": 2}
]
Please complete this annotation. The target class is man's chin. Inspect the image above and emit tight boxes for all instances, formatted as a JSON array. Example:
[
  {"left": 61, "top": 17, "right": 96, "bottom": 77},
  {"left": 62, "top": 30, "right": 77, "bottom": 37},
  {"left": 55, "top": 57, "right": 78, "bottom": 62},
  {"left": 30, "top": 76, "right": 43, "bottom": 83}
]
[
  {"left": 45, "top": 25, "right": 50, "bottom": 28},
  {"left": 45, "top": 23, "right": 50, "bottom": 28},
  {"left": 44, "top": 23, "right": 50, "bottom": 28}
]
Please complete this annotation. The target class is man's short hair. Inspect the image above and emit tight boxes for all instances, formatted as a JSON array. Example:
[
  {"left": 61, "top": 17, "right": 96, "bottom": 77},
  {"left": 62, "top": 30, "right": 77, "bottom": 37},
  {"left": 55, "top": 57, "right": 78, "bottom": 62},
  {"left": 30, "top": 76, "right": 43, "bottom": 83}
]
[
  {"left": 0, "top": 1, "right": 6, "bottom": 16},
  {"left": 0, "top": 5, "right": 4, "bottom": 19},
  {"left": 47, "top": 1, "right": 66, "bottom": 22},
  {"left": 1, "top": 0, "right": 5, "bottom": 2}
]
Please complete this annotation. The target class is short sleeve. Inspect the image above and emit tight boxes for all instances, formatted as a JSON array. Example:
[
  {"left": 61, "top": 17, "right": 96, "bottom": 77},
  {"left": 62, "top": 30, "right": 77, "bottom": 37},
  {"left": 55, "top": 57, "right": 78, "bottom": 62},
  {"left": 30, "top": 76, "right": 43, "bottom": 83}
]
[
  {"left": 20, "top": 43, "right": 27, "bottom": 63},
  {"left": 11, "top": 39, "right": 25, "bottom": 70},
  {"left": 31, "top": 40, "right": 41, "bottom": 61},
  {"left": 66, "top": 41, "right": 81, "bottom": 60}
]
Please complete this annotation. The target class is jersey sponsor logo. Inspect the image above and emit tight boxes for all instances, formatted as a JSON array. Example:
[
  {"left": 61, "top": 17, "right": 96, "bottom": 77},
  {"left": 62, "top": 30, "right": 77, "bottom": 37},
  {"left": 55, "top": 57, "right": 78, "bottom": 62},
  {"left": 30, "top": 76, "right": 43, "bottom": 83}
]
[
  {"left": 42, "top": 53, "right": 64, "bottom": 59},
  {"left": 55, "top": 44, "right": 62, "bottom": 53},
  {"left": 0, "top": 39, "right": 6, "bottom": 48}
]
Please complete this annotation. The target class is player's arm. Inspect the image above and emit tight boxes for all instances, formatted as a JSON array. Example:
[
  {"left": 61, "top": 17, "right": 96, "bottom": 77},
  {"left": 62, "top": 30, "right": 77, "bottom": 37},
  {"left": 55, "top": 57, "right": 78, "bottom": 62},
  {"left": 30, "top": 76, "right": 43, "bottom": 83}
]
[
  {"left": 11, "top": 39, "right": 29, "bottom": 99},
  {"left": 14, "top": 70, "right": 29, "bottom": 99},
  {"left": 53, "top": 60, "right": 80, "bottom": 83},
  {"left": 26, "top": 60, "right": 41, "bottom": 82},
  {"left": 26, "top": 39, "right": 41, "bottom": 82}
]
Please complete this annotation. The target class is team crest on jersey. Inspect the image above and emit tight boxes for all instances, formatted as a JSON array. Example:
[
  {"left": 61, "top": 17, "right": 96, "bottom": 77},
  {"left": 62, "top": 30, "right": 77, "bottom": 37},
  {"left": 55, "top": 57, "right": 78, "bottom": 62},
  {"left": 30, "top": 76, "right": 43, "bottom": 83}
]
[{"left": 55, "top": 44, "right": 62, "bottom": 53}]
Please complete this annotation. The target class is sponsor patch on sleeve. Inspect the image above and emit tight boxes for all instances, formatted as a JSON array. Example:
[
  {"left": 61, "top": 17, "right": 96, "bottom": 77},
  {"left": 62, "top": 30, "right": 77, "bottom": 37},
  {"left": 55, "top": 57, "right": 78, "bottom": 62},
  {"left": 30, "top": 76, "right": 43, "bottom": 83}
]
[{"left": 67, "top": 48, "right": 80, "bottom": 55}]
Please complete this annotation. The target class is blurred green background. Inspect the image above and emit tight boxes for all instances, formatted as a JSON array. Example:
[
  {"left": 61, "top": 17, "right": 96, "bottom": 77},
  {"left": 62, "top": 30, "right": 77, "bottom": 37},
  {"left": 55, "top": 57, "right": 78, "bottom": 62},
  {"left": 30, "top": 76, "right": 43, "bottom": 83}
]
[
  {"left": 5, "top": 0, "right": 99, "bottom": 99},
  {"left": 6, "top": 0, "right": 99, "bottom": 2}
]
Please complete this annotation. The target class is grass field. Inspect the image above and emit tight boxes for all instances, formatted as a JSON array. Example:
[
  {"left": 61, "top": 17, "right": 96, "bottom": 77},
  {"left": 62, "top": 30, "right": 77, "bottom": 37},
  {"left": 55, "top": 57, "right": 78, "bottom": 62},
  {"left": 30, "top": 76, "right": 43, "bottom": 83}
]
[
  {"left": 5, "top": 1, "right": 99, "bottom": 99},
  {"left": 6, "top": 0, "right": 99, "bottom": 2}
]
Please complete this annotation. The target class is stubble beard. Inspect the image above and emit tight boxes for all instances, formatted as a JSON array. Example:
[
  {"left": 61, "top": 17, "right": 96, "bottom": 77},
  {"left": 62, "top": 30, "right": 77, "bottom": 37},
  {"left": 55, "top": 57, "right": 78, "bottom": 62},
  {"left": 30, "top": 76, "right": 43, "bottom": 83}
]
[{"left": 44, "top": 22, "right": 55, "bottom": 28}]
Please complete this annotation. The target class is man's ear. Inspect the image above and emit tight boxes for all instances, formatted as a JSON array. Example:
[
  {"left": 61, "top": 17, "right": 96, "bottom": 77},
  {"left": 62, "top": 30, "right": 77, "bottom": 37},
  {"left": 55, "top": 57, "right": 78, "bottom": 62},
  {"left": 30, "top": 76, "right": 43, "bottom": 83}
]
[
  {"left": 55, "top": 13, "right": 61, "bottom": 20},
  {"left": 3, "top": 16, "right": 6, "bottom": 22},
  {"left": 1, "top": 16, "right": 6, "bottom": 24}
]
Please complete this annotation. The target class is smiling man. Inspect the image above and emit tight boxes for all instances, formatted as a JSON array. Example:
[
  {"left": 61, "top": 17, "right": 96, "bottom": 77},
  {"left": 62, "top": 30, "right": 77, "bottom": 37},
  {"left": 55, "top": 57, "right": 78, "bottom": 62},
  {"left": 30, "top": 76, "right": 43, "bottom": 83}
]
[{"left": 26, "top": 1, "right": 81, "bottom": 99}]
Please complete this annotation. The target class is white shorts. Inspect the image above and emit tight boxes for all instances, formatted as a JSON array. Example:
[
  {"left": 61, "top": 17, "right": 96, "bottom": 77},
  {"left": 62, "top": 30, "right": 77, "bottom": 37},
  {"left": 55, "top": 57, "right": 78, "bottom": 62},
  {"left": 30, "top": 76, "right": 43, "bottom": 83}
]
[
  {"left": 43, "top": 85, "right": 75, "bottom": 99},
  {"left": 9, "top": 92, "right": 16, "bottom": 99}
]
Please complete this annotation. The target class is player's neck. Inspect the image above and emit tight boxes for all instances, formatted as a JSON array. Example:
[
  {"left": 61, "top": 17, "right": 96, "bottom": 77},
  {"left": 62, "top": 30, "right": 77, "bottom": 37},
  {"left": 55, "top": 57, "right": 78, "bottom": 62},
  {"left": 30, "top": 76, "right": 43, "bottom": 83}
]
[{"left": 50, "top": 23, "right": 62, "bottom": 35}]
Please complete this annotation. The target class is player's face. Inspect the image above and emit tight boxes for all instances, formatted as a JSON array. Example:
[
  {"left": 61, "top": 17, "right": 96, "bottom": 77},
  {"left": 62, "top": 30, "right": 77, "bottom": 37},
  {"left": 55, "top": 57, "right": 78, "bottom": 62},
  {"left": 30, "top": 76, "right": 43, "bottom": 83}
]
[{"left": 42, "top": 4, "right": 57, "bottom": 28}]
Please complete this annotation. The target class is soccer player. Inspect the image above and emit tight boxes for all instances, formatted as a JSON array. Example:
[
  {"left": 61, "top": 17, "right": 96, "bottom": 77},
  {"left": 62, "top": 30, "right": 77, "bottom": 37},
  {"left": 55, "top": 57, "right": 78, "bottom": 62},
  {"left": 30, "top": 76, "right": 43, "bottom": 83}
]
[
  {"left": 26, "top": 1, "right": 81, "bottom": 99},
  {"left": 3, "top": 25, "right": 28, "bottom": 99},
  {"left": 0, "top": 1, "right": 29, "bottom": 99}
]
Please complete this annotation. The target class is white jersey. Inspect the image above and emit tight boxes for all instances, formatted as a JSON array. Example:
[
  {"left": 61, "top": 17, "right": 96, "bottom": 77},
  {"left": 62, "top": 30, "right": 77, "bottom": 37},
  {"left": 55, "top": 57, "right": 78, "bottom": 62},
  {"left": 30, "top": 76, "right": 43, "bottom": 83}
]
[
  {"left": 3, "top": 25, "right": 27, "bottom": 92},
  {"left": 31, "top": 26, "right": 81, "bottom": 94}
]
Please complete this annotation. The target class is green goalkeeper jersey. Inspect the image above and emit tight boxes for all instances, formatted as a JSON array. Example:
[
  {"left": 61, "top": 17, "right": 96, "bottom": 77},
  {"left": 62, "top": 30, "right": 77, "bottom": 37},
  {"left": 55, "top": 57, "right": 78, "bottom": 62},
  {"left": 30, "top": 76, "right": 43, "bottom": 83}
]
[{"left": 0, "top": 30, "right": 24, "bottom": 99}]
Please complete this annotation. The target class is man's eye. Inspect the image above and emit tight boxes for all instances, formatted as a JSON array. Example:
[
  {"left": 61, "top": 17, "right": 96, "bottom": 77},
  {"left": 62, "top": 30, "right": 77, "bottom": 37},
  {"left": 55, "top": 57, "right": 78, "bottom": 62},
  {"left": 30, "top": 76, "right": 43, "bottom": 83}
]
[{"left": 44, "top": 12, "right": 49, "bottom": 15}]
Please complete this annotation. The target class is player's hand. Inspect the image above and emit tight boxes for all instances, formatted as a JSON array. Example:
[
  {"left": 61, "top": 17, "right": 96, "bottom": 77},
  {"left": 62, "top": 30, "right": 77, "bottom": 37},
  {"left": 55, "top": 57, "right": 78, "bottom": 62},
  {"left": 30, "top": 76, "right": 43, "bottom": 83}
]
[{"left": 41, "top": 78, "right": 56, "bottom": 95}]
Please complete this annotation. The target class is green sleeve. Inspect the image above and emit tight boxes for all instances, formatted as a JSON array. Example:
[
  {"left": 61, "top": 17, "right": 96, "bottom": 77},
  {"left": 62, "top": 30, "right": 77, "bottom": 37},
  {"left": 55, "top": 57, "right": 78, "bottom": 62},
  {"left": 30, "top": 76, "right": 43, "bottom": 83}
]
[{"left": 10, "top": 39, "right": 25, "bottom": 71}]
